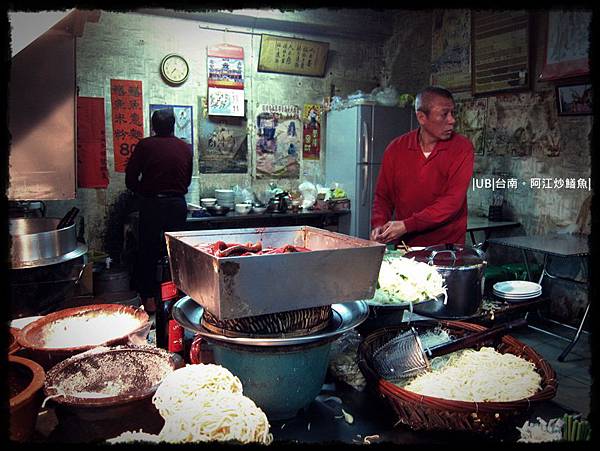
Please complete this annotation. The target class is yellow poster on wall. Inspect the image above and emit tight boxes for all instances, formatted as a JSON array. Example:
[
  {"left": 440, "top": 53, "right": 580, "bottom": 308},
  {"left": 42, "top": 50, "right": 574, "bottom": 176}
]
[{"left": 258, "top": 35, "right": 329, "bottom": 77}]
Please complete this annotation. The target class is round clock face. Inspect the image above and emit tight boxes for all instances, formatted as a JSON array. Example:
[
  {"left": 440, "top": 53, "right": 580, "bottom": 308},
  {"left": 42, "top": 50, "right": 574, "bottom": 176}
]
[{"left": 160, "top": 54, "right": 189, "bottom": 85}]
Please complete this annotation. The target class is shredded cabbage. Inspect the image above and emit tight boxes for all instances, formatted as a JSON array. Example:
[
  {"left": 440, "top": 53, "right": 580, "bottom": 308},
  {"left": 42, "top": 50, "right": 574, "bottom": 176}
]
[{"left": 371, "top": 255, "right": 446, "bottom": 305}]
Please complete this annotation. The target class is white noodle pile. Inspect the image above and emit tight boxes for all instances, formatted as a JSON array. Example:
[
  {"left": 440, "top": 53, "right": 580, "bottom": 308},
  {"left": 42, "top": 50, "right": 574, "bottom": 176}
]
[
  {"left": 158, "top": 390, "right": 273, "bottom": 445},
  {"left": 152, "top": 364, "right": 243, "bottom": 418},
  {"left": 106, "top": 430, "right": 162, "bottom": 444},
  {"left": 150, "top": 363, "right": 273, "bottom": 445},
  {"left": 41, "top": 312, "right": 141, "bottom": 348},
  {"left": 401, "top": 347, "right": 542, "bottom": 402}
]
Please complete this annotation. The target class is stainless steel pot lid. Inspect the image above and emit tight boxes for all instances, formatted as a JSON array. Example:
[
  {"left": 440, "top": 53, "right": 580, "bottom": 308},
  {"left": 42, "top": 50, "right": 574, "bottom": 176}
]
[
  {"left": 405, "top": 243, "right": 486, "bottom": 268},
  {"left": 172, "top": 296, "right": 368, "bottom": 346}
]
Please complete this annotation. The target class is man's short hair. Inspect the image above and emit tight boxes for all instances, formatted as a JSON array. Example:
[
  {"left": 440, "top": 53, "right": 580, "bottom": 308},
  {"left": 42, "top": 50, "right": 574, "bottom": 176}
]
[
  {"left": 415, "top": 86, "right": 454, "bottom": 115},
  {"left": 151, "top": 108, "right": 175, "bottom": 136}
]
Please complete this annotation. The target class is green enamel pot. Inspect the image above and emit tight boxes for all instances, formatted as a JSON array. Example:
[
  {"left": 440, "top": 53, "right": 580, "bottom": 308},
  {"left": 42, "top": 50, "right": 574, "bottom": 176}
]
[{"left": 191, "top": 335, "right": 335, "bottom": 420}]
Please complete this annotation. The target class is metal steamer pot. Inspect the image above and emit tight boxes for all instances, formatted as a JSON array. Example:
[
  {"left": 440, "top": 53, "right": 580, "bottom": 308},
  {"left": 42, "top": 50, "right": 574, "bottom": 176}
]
[{"left": 405, "top": 244, "right": 487, "bottom": 319}]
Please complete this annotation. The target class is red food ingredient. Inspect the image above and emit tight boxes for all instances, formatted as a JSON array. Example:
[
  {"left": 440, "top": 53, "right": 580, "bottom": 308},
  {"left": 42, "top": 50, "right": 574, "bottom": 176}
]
[{"left": 202, "top": 241, "right": 311, "bottom": 257}]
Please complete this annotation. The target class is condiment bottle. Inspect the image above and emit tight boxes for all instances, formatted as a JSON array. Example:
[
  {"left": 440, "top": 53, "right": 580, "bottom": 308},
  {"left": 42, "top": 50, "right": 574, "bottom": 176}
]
[{"left": 155, "top": 256, "right": 184, "bottom": 356}]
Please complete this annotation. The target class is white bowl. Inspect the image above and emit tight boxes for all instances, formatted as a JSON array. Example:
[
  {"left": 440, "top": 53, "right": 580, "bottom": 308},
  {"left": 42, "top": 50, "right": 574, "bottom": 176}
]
[
  {"left": 200, "top": 198, "right": 217, "bottom": 207},
  {"left": 235, "top": 203, "right": 252, "bottom": 214}
]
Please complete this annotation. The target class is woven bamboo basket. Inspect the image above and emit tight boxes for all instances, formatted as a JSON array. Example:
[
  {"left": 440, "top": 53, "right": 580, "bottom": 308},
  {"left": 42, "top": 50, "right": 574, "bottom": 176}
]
[
  {"left": 357, "top": 320, "right": 558, "bottom": 435},
  {"left": 201, "top": 305, "right": 332, "bottom": 338}
]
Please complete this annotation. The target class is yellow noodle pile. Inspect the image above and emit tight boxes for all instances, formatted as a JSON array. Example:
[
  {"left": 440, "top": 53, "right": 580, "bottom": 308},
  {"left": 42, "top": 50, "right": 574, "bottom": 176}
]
[{"left": 401, "top": 347, "right": 542, "bottom": 402}]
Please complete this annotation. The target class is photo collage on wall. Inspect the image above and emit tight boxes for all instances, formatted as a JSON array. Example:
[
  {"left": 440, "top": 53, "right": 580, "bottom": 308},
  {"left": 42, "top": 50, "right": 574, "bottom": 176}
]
[{"left": 255, "top": 104, "right": 302, "bottom": 179}]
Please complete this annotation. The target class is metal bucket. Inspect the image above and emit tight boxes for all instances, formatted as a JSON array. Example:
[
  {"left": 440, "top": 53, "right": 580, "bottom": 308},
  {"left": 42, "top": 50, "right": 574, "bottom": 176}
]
[
  {"left": 9, "top": 218, "right": 87, "bottom": 269},
  {"left": 93, "top": 268, "right": 131, "bottom": 295}
]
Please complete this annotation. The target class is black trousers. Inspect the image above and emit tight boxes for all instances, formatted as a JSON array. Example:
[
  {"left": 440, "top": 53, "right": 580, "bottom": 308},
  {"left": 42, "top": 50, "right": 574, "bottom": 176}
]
[{"left": 135, "top": 195, "right": 187, "bottom": 298}]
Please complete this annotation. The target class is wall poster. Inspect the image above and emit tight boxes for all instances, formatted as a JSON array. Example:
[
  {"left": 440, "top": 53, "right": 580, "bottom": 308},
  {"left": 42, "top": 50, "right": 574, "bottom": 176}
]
[
  {"left": 198, "top": 98, "right": 248, "bottom": 174},
  {"left": 539, "top": 10, "right": 591, "bottom": 81},
  {"left": 484, "top": 92, "right": 560, "bottom": 158},
  {"left": 149, "top": 104, "right": 193, "bottom": 148},
  {"left": 454, "top": 97, "right": 487, "bottom": 156},
  {"left": 430, "top": 9, "right": 471, "bottom": 92},
  {"left": 207, "top": 44, "right": 245, "bottom": 117},
  {"left": 77, "top": 96, "right": 109, "bottom": 188},
  {"left": 471, "top": 11, "right": 531, "bottom": 95},
  {"left": 302, "top": 104, "right": 321, "bottom": 160},
  {"left": 110, "top": 79, "right": 144, "bottom": 172},
  {"left": 258, "top": 35, "right": 329, "bottom": 77},
  {"left": 255, "top": 104, "right": 302, "bottom": 179}
]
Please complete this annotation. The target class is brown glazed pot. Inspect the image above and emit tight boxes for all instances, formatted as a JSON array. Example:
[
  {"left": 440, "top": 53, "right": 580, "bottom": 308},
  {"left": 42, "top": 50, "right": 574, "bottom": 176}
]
[
  {"left": 17, "top": 304, "right": 149, "bottom": 369},
  {"left": 9, "top": 355, "right": 46, "bottom": 442},
  {"left": 43, "top": 346, "right": 184, "bottom": 442},
  {"left": 9, "top": 327, "right": 22, "bottom": 354}
]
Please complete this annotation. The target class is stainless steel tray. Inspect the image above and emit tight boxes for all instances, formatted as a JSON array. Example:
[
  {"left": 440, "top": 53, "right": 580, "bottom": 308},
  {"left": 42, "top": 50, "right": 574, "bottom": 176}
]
[
  {"left": 172, "top": 296, "right": 369, "bottom": 346},
  {"left": 165, "top": 226, "right": 385, "bottom": 320}
]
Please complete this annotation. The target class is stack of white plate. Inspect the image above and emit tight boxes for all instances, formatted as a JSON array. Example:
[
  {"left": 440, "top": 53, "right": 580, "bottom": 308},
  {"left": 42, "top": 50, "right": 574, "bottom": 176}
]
[
  {"left": 493, "top": 280, "right": 542, "bottom": 303},
  {"left": 215, "top": 189, "right": 235, "bottom": 208}
]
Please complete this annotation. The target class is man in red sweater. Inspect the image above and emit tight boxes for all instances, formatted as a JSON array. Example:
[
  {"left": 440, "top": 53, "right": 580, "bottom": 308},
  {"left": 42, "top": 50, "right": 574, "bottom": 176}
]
[
  {"left": 370, "top": 86, "right": 474, "bottom": 247},
  {"left": 126, "top": 108, "right": 192, "bottom": 312}
]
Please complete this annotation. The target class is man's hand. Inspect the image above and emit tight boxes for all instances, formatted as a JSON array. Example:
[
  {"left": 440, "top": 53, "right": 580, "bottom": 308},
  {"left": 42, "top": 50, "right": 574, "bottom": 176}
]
[
  {"left": 371, "top": 221, "right": 407, "bottom": 243},
  {"left": 370, "top": 226, "right": 384, "bottom": 241}
]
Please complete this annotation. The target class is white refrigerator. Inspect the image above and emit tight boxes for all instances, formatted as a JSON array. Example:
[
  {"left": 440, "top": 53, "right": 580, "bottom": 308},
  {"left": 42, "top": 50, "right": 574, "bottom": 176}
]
[{"left": 325, "top": 104, "right": 415, "bottom": 239}]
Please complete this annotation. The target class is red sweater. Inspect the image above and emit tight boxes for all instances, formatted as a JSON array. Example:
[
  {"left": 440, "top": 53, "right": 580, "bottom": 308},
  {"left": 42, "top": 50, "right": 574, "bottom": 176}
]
[
  {"left": 371, "top": 129, "right": 474, "bottom": 246},
  {"left": 125, "top": 135, "right": 193, "bottom": 196}
]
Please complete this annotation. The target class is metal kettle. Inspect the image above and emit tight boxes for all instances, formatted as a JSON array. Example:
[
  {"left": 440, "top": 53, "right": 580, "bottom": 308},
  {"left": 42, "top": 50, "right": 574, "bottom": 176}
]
[{"left": 269, "top": 192, "right": 290, "bottom": 213}]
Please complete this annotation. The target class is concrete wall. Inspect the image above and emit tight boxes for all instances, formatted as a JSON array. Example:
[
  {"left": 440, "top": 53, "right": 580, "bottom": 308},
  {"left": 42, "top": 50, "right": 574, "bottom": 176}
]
[{"left": 43, "top": 10, "right": 389, "bottom": 253}]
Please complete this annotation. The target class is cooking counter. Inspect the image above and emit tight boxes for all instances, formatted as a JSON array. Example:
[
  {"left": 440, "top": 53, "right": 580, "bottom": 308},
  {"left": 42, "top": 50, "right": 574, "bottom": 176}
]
[{"left": 184, "top": 209, "right": 350, "bottom": 232}]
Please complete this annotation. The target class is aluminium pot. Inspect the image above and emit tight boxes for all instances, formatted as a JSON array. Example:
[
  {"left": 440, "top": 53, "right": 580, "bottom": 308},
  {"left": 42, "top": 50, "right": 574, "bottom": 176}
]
[
  {"left": 9, "top": 218, "right": 87, "bottom": 269},
  {"left": 405, "top": 243, "right": 487, "bottom": 319}
]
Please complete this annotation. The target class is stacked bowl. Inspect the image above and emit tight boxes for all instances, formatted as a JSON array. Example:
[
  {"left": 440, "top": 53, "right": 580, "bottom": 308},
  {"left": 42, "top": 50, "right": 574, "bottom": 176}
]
[{"left": 215, "top": 189, "right": 235, "bottom": 209}]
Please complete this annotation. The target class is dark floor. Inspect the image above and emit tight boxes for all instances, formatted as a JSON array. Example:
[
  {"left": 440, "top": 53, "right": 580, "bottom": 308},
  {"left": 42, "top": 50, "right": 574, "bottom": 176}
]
[{"left": 510, "top": 319, "right": 591, "bottom": 417}]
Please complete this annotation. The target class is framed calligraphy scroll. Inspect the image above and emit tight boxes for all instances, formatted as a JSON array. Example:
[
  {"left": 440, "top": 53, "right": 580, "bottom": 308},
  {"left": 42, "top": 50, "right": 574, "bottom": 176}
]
[
  {"left": 471, "top": 11, "right": 531, "bottom": 95},
  {"left": 258, "top": 35, "right": 329, "bottom": 77}
]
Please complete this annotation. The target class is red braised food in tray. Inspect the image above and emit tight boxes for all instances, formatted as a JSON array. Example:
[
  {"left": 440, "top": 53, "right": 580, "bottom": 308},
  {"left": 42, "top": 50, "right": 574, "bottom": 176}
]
[{"left": 197, "top": 240, "right": 311, "bottom": 257}]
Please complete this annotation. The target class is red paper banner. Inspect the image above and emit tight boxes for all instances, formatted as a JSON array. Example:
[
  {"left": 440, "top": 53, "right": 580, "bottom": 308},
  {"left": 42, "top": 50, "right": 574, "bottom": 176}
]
[
  {"left": 110, "top": 79, "right": 144, "bottom": 172},
  {"left": 302, "top": 104, "right": 321, "bottom": 160},
  {"left": 77, "top": 96, "right": 109, "bottom": 188}
]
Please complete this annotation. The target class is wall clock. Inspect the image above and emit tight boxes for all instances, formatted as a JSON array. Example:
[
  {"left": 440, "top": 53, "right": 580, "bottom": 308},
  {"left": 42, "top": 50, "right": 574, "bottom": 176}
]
[{"left": 160, "top": 53, "right": 189, "bottom": 85}]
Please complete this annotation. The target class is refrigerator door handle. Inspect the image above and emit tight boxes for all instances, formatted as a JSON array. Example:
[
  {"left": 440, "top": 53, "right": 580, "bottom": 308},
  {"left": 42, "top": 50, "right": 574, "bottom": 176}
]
[
  {"left": 361, "top": 120, "right": 370, "bottom": 163},
  {"left": 360, "top": 164, "right": 369, "bottom": 207}
]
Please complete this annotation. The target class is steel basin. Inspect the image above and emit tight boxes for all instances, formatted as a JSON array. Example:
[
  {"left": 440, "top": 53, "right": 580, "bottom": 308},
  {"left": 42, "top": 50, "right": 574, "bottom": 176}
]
[
  {"left": 9, "top": 218, "right": 87, "bottom": 269},
  {"left": 165, "top": 226, "right": 385, "bottom": 320}
]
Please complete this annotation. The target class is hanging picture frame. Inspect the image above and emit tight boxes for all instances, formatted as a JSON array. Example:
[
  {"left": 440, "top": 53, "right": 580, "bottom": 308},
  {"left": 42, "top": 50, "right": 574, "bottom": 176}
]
[
  {"left": 556, "top": 83, "right": 592, "bottom": 116},
  {"left": 539, "top": 10, "right": 591, "bottom": 81},
  {"left": 471, "top": 11, "right": 531, "bottom": 96},
  {"left": 258, "top": 35, "right": 329, "bottom": 77},
  {"left": 149, "top": 104, "right": 193, "bottom": 148}
]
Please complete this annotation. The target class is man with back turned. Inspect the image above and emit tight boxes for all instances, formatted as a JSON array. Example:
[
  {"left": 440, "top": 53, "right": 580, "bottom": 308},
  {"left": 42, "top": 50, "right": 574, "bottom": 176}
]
[
  {"left": 370, "top": 86, "right": 474, "bottom": 247},
  {"left": 126, "top": 108, "right": 192, "bottom": 312}
]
